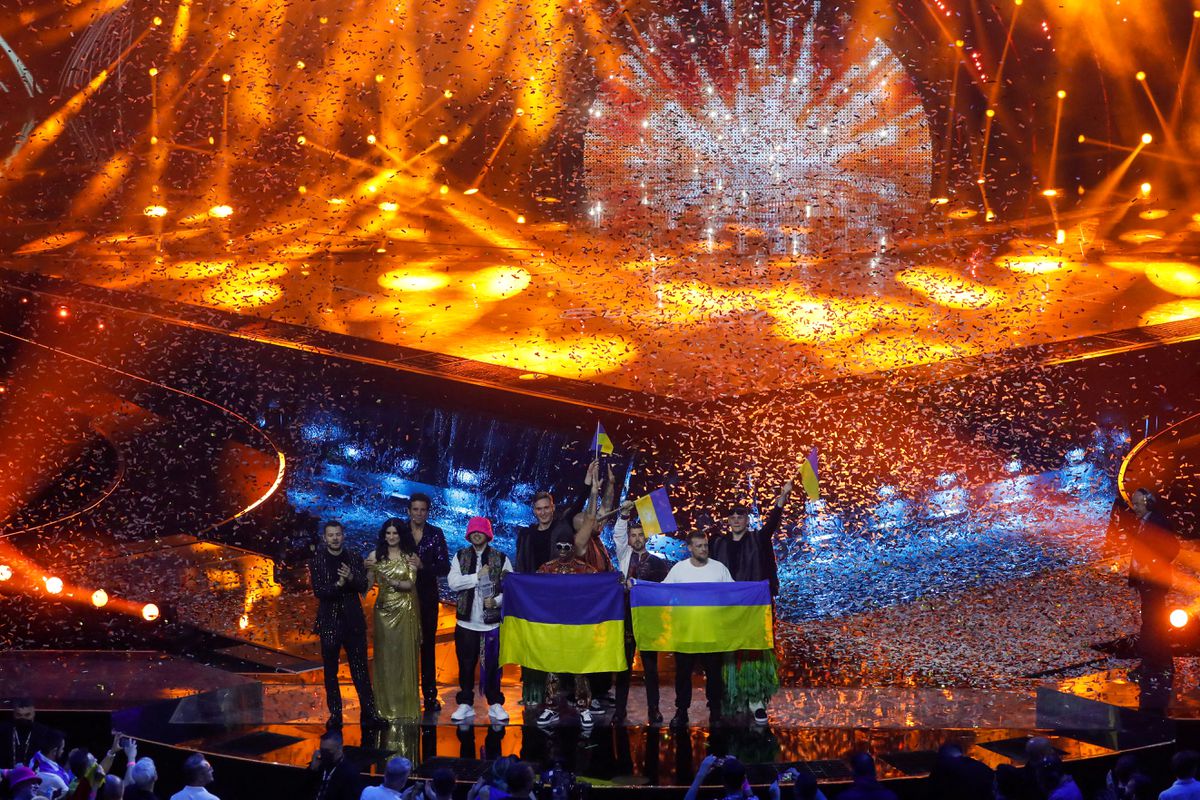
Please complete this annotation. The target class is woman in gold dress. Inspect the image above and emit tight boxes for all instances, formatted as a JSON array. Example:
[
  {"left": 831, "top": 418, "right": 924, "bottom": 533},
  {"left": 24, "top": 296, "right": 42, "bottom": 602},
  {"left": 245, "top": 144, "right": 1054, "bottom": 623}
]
[{"left": 366, "top": 518, "right": 421, "bottom": 721}]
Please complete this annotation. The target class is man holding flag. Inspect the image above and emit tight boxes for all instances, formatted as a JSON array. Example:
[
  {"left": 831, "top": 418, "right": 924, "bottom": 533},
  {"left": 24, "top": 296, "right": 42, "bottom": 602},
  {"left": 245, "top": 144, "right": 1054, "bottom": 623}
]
[
  {"left": 709, "top": 466, "right": 809, "bottom": 725},
  {"left": 663, "top": 531, "right": 733, "bottom": 727}
]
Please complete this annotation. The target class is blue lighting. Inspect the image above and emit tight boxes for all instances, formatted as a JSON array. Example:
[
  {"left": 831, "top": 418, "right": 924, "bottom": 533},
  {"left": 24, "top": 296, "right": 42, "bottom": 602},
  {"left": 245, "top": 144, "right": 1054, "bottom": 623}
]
[{"left": 455, "top": 469, "right": 479, "bottom": 486}]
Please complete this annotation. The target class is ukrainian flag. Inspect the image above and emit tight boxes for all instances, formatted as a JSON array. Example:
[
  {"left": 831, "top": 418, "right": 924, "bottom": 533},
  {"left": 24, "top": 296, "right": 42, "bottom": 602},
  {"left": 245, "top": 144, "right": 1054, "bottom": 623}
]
[
  {"left": 592, "top": 422, "right": 615, "bottom": 455},
  {"left": 634, "top": 488, "right": 677, "bottom": 535},
  {"left": 630, "top": 581, "right": 773, "bottom": 653},
  {"left": 499, "top": 574, "right": 628, "bottom": 673}
]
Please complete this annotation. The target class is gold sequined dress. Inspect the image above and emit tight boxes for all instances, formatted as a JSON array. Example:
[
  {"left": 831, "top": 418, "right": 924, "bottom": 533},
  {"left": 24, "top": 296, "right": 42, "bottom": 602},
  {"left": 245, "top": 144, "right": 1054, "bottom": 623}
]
[{"left": 372, "top": 558, "right": 421, "bottom": 721}]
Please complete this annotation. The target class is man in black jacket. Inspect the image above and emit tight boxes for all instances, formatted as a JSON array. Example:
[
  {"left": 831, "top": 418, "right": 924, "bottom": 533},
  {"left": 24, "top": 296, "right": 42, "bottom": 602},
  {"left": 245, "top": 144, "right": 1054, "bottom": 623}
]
[
  {"left": 1128, "top": 488, "right": 1180, "bottom": 671},
  {"left": 310, "top": 520, "right": 380, "bottom": 729},
  {"left": 0, "top": 698, "right": 49, "bottom": 769},
  {"left": 402, "top": 494, "right": 452, "bottom": 713},
  {"left": 612, "top": 503, "right": 671, "bottom": 724},
  {"left": 707, "top": 478, "right": 793, "bottom": 724},
  {"left": 308, "top": 731, "right": 361, "bottom": 800}
]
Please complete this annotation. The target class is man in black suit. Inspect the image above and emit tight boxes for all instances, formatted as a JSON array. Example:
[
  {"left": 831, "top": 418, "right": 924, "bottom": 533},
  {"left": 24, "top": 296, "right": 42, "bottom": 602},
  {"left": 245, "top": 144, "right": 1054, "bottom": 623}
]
[
  {"left": 310, "top": 520, "right": 380, "bottom": 728},
  {"left": 308, "top": 730, "right": 361, "bottom": 800},
  {"left": 612, "top": 502, "right": 671, "bottom": 725},
  {"left": 1128, "top": 488, "right": 1180, "bottom": 671}
]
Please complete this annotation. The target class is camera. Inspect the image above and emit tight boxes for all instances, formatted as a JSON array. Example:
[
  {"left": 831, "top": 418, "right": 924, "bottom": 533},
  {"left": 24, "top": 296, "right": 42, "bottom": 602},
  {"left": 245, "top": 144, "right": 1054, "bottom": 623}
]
[{"left": 539, "top": 765, "right": 590, "bottom": 800}]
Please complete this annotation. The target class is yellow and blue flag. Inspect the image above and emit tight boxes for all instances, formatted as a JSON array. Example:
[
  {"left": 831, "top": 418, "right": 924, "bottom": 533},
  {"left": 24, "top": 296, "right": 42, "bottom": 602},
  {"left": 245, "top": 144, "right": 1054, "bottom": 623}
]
[
  {"left": 633, "top": 488, "right": 677, "bottom": 535},
  {"left": 630, "top": 580, "right": 773, "bottom": 653},
  {"left": 499, "top": 574, "right": 627, "bottom": 672},
  {"left": 591, "top": 422, "right": 615, "bottom": 455},
  {"left": 800, "top": 447, "right": 820, "bottom": 500}
]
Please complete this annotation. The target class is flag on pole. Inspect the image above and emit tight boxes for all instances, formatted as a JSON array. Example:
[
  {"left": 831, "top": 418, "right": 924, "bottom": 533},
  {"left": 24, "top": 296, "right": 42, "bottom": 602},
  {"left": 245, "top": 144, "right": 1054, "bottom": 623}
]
[
  {"left": 800, "top": 447, "right": 820, "bottom": 500},
  {"left": 499, "top": 574, "right": 627, "bottom": 673},
  {"left": 630, "top": 580, "right": 774, "bottom": 653},
  {"left": 591, "top": 422, "right": 614, "bottom": 455},
  {"left": 633, "top": 488, "right": 677, "bottom": 535}
]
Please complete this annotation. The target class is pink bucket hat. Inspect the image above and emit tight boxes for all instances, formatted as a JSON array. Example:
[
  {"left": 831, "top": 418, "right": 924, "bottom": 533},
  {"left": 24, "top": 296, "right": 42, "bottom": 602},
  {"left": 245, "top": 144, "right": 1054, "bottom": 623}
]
[{"left": 466, "top": 516, "right": 493, "bottom": 541}]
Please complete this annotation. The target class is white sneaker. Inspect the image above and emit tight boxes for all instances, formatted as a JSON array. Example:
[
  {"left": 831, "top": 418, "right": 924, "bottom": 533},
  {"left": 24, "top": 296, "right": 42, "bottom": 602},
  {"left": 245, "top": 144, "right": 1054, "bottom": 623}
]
[
  {"left": 488, "top": 703, "right": 509, "bottom": 722},
  {"left": 536, "top": 708, "right": 559, "bottom": 726},
  {"left": 580, "top": 709, "right": 594, "bottom": 727},
  {"left": 450, "top": 703, "right": 475, "bottom": 722}
]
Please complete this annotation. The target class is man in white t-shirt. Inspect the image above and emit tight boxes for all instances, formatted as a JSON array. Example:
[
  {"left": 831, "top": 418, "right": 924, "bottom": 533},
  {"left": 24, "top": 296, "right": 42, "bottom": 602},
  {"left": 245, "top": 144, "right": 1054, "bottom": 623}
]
[
  {"left": 663, "top": 531, "right": 731, "bottom": 727},
  {"left": 169, "top": 753, "right": 219, "bottom": 800}
]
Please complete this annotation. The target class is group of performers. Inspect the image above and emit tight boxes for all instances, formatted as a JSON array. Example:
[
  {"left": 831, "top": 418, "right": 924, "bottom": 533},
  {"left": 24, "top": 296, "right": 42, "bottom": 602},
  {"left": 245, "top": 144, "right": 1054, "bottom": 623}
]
[{"left": 310, "top": 460, "right": 800, "bottom": 729}]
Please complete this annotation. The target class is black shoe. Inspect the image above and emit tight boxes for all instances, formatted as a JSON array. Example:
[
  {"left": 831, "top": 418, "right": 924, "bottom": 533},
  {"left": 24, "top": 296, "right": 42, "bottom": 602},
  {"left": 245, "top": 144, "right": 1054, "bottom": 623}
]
[
  {"left": 363, "top": 711, "right": 388, "bottom": 728},
  {"left": 611, "top": 709, "right": 627, "bottom": 725},
  {"left": 325, "top": 715, "right": 343, "bottom": 730},
  {"left": 670, "top": 712, "right": 688, "bottom": 728},
  {"left": 424, "top": 698, "right": 442, "bottom": 713},
  {"left": 648, "top": 709, "right": 663, "bottom": 726}
]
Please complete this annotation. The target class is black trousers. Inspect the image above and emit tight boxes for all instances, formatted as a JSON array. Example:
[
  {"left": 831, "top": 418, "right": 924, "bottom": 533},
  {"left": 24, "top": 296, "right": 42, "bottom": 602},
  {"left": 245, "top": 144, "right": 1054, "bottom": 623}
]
[
  {"left": 674, "top": 652, "right": 723, "bottom": 713},
  {"left": 615, "top": 637, "right": 660, "bottom": 714},
  {"left": 417, "top": 584, "right": 440, "bottom": 701},
  {"left": 320, "top": 629, "right": 376, "bottom": 720},
  {"left": 454, "top": 626, "right": 504, "bottom": 706},
  {"left": 1138, "top": 584, "right": 1172, "bottom": 667}
]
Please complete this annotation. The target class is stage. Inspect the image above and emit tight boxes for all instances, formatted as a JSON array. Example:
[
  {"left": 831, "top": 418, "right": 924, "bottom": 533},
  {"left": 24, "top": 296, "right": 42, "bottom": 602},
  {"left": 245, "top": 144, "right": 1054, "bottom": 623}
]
[{"left": 2, "top": 0, "right": 1200, "bottom": 794}]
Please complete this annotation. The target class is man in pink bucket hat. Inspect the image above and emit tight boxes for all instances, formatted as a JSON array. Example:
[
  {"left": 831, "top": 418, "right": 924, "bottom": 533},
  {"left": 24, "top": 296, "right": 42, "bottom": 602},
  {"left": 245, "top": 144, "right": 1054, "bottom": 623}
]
[{"left": 446, "top": 516, "right": 513, "bottom": 723}]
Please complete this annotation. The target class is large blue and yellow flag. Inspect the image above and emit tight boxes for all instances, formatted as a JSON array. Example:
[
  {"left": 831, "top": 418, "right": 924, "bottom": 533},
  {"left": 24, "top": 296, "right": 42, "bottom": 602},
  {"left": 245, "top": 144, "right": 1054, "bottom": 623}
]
[
  {"left": 630, "top": 581, "right": 773, "bottom": 653},
  {"left": 499, "top": 573, "right": 627, "bottom": 672}
]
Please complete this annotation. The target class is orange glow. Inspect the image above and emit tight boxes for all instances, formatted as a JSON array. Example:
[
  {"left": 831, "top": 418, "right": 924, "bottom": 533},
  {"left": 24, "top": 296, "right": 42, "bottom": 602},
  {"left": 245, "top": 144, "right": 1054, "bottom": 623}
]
[
  {"left": 1170, "top": 609, "right": 1189, "bottom": 628},
  {"left": 45, "top": 577, "right": 63, "bottom": 594},
  {"left": 378, "top": 266, "right": 451, "bottom": 292},
  {"left": 56, "top": 307, "right": 70, "bottom": 319},
  {"left": 0, "top": 565, "right": 11, "bottom": 581},
  {"left": 144, "top": 206, "right": 168, "bottom": 217},
  {"left": 142, "top": 604, "right": 160, "bottom": 622},
  {"left": 1140, "top": 300, "right": 1200, "bottom": 326},
  {"left": 1144, "top": 262, "right": 1200, "bottom": 297},
  {"left": 896, "top": 267, "right": 1006, "bottom": 310},
  {"left": 208, "top": 205, "right": 234, "bottom": 218},
  {"left": 91, "top": 589, "right": 109, "bottom": 608}
]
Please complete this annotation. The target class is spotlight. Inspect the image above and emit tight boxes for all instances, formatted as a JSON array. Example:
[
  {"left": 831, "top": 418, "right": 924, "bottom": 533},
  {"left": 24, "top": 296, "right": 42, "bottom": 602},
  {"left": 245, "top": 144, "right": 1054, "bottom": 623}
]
[
  {"left": 56, "top": 306, "right": 70, "bottom": 319},
  {"left": 1042, "top": 189, "right": 1058, "bottom": 197},
  {"left": 208, "top": 205, "right": 233, "bottom": 218},
  {"left": 1140, "top": 182, "right": 1152, "bottom": 197},
  {"left": 438, "top": 135, "right": 449, "bottom": 145},
  {"left": 0, "top": 565, "right": 11, "bottom": 581},
  {"left": 1141, "top": 133, "right": 1153, "bottom": 145},
  {"left": 45, "top": 577, "right": 63, "bottom": 594},
  {"left": 91, "top": 590, "right": 109, "bottom": 608},
  {"left": 221, "top": 73, "right": 231, "bottom": 83},
  {"left": 148, "top": 67, "right": 158, "bottom": 77},
  {"left": 238, "top": 614, "right": 249, "bottom": 630},
  {"left": 1171, "top": 609, "right": 1189, "bottom": 628},
  {"left": 1056, "top": 90, "right": 1066, "bottom": 99},
  {"left": 1135, "top": 71, "right": 1146, "bottom": 82},
  {"left": 142, "top": 603, "right": 160, "bottom": 622}
]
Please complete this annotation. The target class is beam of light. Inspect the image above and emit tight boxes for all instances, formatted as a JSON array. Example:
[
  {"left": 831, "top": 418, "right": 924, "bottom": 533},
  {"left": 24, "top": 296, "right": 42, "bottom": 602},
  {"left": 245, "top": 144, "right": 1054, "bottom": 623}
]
[
  {"left": 1139, "top": 299, "right": 1200, "bottom": 327},
  {"left": 170, "top": 0, "right": 193, "bottom": 53},
  {"left": 1, "top": 22, "right": 155, "bottom": 182},
  {"left": 1170, "top": 12, "right": 1200, "bottom": 129},
  {"left": 896, "top": 267, "right": 1007, "bottom": 310},
  {"left": 1134, "top": 71, "right": 1172, "bottom": 144}
]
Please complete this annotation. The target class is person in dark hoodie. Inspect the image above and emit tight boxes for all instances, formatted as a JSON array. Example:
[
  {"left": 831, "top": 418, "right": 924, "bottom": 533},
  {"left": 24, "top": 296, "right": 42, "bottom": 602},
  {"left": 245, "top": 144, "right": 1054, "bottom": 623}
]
[{"left": 709, "top": 477, "right": 794, "bottom": 724}]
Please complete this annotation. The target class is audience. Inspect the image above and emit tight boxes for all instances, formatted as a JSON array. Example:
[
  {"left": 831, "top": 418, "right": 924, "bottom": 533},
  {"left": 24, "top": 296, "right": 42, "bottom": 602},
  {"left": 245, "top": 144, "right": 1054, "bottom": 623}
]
[
  {"left": 993, "top": 763, "right": 1023, "bottom": 800},
  {"left": 1034, "top": 756, "right": 1082, "bottom": 800},
  {"left": 359, "top": 757, "right": 411, "bottom": 800},
  {"left": 422, "top": 768, "right": 455, "bottom": 800},
  {"left": 502, "top": 763, "right": 536, "bottom": 800},
  {"left": 124, "top": 758, "right": 159, "bottom": 800},
  {"left": 2, "top": 699, "right": 50, "bottom": 770},
  {"left": 168, "top": 754, "right": 218, "bottom": 800},
  {"left": 4, "top": 765, "right": 43, "bottom": 800},
  {"left": 925, "top": 741, "right": 992, "bottom": 800},
  {"left": 30, "top": 730, "right": 71, "bottom": 800},
  {"left": 1096, "top": 754, "right": 1139, "bottom": 800},
  {"left": 308, "top": 731, "right": 359, "bottom": 800},
  {"left": 1161, "top": 750, "right": 1200, "bottom": 800},
  {"left": 97, "top": 774, "right": 124, "bottom": 800},
  {"left": 837, "top": 753, "right": 898, "bottom": 800}
]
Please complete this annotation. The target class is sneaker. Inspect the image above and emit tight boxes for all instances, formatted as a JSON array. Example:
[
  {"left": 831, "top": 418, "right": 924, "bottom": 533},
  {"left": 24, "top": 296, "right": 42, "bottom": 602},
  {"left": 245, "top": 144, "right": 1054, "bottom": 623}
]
[
  {"left": 488, "top": 703, "right": 510, "bottom": 722},
  {"left": 536, "top": 708, "right": 560, "bottom": 726},
  {"left": 450, "top": 703, "right": 475, "bottom": 722},
  {"left": 423, "top": 697, "right": 442, "bottom": 713},
  {"left": 589, "top": 698, "right": 605, "bottom": 713},
  {"left": 752, "top": 707, "right": 768, "bottom": 725},
  {"left": 580, "top": 709, "right": 594, "bottom": 727}
]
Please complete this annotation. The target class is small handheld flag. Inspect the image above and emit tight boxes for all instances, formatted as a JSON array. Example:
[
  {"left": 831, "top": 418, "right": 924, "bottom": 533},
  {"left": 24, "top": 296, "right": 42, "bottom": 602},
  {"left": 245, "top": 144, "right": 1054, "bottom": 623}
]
[
  {"left": 800, "top": 447, "right": 820, "bottom": 500},
  {"left": 634, "top": 488, "right": 677, "bottom": 535},
  {"left": 592, "top": 422, "right": 614, "bottom": 456}
]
